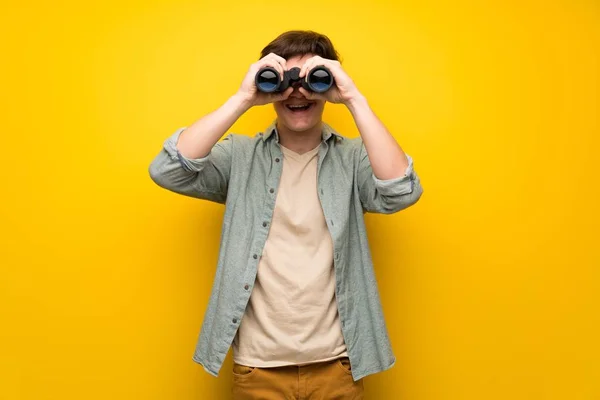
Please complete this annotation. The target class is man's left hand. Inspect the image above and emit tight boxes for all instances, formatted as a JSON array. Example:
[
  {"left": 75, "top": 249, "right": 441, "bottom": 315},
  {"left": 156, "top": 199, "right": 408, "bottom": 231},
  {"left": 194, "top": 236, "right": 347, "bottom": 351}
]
[{"left": 298, "top": 56, "right": 362, "bottom": 106}]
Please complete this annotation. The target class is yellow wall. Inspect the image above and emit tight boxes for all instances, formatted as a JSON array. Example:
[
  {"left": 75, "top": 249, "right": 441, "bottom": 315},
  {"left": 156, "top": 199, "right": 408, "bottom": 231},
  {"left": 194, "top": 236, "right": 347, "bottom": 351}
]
[{"left": 1, "top": 0, "right": 598, "bottom": 399}]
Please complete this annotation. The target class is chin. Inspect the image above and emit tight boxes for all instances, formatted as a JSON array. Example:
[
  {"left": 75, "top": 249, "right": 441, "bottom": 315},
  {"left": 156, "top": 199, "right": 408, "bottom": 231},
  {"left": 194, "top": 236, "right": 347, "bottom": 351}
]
[
  {"left": 283, "top": 119, "right": 318, "bottom": 132},
  {"left": 275, "top": 105, "right": 323, "bottom": 133}
]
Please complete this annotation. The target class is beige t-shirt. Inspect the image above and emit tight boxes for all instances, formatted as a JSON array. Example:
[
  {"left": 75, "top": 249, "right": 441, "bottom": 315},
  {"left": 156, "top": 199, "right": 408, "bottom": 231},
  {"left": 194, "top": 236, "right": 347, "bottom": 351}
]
[{"left": 232, "top": 142, "right": 348, "bottom": 367}]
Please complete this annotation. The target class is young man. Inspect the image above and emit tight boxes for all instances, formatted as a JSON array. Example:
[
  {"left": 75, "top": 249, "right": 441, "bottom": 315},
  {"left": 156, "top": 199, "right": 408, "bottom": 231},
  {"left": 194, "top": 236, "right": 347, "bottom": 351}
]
[{"left": 149, "top": 30, "right": 423, "bottom": 399}]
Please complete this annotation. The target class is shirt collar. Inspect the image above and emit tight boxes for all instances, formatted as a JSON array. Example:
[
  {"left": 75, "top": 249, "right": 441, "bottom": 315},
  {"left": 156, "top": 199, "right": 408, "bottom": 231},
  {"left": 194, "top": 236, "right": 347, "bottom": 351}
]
[{"left": 261, "top": 120, "right": 344, "bottom": 143}]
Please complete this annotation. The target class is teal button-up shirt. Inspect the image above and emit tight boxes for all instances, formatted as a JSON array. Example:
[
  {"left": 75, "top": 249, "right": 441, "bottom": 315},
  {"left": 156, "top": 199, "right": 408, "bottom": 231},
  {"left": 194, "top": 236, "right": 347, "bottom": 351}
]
[{"left": 148, "top": 121, "right": 423, "bottom": 381}]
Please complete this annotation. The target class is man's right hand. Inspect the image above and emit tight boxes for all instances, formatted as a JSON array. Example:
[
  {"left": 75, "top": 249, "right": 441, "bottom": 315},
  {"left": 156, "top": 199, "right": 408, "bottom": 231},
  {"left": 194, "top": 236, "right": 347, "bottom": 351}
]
[{"left": 236, "top": 53, "right": 294, "bottom": 107}]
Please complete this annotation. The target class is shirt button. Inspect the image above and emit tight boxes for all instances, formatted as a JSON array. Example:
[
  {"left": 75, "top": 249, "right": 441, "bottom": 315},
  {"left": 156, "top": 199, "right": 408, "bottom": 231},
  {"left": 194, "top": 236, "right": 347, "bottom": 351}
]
[
  {"left": 269, "top": 188, "right": 274, "bottom": 193},
  {"left": 244, "top": 284, "right": 249, "bottom": 290},
  {"left": 275, "top": 158, "right": 280, "bottom": 162},
  {"left": 232, "top": 318, "right": 237, "bottom": 323},
  {"left": 253, "top": 254, "right": 258, "bottom": 259},
  {"left": 263, "top": 222, "right": 268, "bottom": 227}
]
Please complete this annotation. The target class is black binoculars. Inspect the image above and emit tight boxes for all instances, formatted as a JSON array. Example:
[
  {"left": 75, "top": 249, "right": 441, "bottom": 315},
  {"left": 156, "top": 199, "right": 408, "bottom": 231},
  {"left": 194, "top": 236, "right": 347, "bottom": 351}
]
[{"left": 255, "top": 66, "right": 334, "bottom": 93}]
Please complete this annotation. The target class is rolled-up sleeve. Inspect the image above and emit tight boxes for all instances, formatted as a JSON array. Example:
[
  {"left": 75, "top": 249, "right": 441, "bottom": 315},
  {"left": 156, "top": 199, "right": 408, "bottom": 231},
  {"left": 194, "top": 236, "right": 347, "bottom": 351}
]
[
  {"left": 148, "top": 127, "right": 233, "bottom": 204},
  {"left": 356, "top": 142, "right": 423, "bottom": 214}
]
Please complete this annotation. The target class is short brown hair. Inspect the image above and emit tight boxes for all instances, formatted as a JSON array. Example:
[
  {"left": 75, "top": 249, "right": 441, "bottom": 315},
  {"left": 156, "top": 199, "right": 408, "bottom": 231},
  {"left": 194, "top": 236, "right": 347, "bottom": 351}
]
[{"left": 260, "top": 30, "right": 341, "bottom": 62}]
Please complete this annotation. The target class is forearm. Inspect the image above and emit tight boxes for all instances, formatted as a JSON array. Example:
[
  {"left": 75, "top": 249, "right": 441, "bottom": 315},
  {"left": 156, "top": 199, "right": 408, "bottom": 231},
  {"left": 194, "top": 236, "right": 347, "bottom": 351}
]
[
  {"left": 177, "top": 93, "right": 252, "bottom": 159},
  {"left": 346, "top": 95, "right": 409, "bottom": 180}
]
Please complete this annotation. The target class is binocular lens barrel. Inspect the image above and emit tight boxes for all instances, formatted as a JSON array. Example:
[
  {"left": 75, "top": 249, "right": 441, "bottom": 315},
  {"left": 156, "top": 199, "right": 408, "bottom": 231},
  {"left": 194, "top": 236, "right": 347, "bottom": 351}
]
[
  {"left": 307, "top": 67, "right": 333, "bottom": 93},
  {"left": 256, "top": 67, "right": 280, "bottom": 93}
]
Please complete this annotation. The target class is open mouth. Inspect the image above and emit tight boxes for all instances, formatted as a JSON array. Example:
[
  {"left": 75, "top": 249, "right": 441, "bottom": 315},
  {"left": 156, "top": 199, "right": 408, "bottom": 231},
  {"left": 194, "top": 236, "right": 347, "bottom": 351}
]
[{"left": 285, "top": 103, "right": 314, "bottom": 113}]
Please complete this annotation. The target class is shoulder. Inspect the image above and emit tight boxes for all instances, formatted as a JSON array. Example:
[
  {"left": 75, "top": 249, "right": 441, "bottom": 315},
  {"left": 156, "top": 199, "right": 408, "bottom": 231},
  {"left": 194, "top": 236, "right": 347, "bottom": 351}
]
[
  {"left": 223, "top": 124, "right": 365, "bottom": 156},
  {"left": 216, "top": 132, "right": 267, "bottom": 161},
  {"left": 323, "top": 122, "right": 363, "bottom": 149},
  {"left": 214, "top": 132, "right": 254, "bottom": 147},
  {"left": 326, "top": 129, "right": 364, "bottom": 162},
  {"left": 220, "top": 132, "right": 264, "bottom": 143}
]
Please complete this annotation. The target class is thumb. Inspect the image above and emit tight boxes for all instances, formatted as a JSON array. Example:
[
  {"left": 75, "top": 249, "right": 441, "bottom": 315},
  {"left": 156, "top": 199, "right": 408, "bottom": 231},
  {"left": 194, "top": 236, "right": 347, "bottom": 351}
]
[
  {"left": 298, "top": 87, "right": 320, "bottom": 101},
  {"left": 275, "top": 87, "right": 294, "bottom": 101}
]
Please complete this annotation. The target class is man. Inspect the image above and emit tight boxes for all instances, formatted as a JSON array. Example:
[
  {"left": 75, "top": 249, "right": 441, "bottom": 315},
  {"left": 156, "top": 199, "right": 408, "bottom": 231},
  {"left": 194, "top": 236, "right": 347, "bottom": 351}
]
[{"left": 149, "top": 30, "right": 423, "bottom": 399}]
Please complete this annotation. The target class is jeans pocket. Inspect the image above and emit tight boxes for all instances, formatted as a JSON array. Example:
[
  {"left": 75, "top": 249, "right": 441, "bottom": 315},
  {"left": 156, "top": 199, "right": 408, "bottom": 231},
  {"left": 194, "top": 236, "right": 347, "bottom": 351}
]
[
  {"left": 336, "top": 357, "right": 353, "bottom": 375},
  {"left": 233, "top": 362, "right": 259, "bottom": 379}
]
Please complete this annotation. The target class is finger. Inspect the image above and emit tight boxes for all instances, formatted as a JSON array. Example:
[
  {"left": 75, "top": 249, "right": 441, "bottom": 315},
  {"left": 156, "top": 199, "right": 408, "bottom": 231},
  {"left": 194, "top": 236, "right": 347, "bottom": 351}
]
[
  {"left": 299, "top": 61, "right": 308, "bottom": 79},
  {"left": 267, "top": 87, "right": 293, "bottom": 103},
  {"left": 256, "top": 59, "right": 285, "bottom": 82},
  {"left": 299, "top": 56, "right": 319, "bottom": 78},
  {"left": 264, "top": 53, "right": 287, "bottom": 78},
  {"left": 266, "top": 59, "right": 285, "bottom": 81},
  {"left": 271, "top": 87, "right": 292, "bottom": 101},
  {"left": 263, "top": 52, "right": 285, "bottom": 64},
  {"left": 298, "top": 87, "right": 322, "bottom": 101},
  {"left": 278, "top": 86, "right": 294, "bottom": 101},
  {"left": 310, "top": 60, "right": 342, "bottom": 84},
  {"left": 266, "top": 53, "right": 288, "bottom": 71},
  {"left": 303, "top": 57, "right": 332, "bottom": 82}
]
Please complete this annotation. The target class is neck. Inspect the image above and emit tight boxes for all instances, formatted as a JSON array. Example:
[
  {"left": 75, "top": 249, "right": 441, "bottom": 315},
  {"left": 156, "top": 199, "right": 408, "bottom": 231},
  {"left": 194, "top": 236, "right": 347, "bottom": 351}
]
[{"left": 276, "top": 121, "right": 323, "bottom": 154}]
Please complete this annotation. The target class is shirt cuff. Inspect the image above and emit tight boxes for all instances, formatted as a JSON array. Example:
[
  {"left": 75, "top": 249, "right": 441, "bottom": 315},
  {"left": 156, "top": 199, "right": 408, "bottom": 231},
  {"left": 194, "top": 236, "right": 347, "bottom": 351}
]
[
  {"left": 163, "top": 127, "right": 211, "bottom": 172},
  {"left": 371, "top": 154, "right": 415, "bottom": 196}
]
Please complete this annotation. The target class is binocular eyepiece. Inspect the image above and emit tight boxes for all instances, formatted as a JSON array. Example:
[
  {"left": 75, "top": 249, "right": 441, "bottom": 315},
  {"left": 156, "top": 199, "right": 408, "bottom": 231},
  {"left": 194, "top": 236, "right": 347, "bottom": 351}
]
[{"left": 255, "top": 66, "right": 334, "bottom": 94}]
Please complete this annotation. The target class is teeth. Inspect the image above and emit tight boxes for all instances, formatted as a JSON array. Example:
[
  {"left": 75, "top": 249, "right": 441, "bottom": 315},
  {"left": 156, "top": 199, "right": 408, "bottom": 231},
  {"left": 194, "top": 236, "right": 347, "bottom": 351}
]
[{"left": 288, "top": 104, "right": 309, "bottom": 108}]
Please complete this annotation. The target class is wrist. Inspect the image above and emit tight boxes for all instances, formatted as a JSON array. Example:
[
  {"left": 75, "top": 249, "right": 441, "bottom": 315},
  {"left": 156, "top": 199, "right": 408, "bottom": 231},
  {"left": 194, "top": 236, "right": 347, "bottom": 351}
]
[
  {"left": 230, "top": 92, "right": 254, "bottom": 113},
  {"left": 344, "top": 92, "right": 368, "bottom": 113}
]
